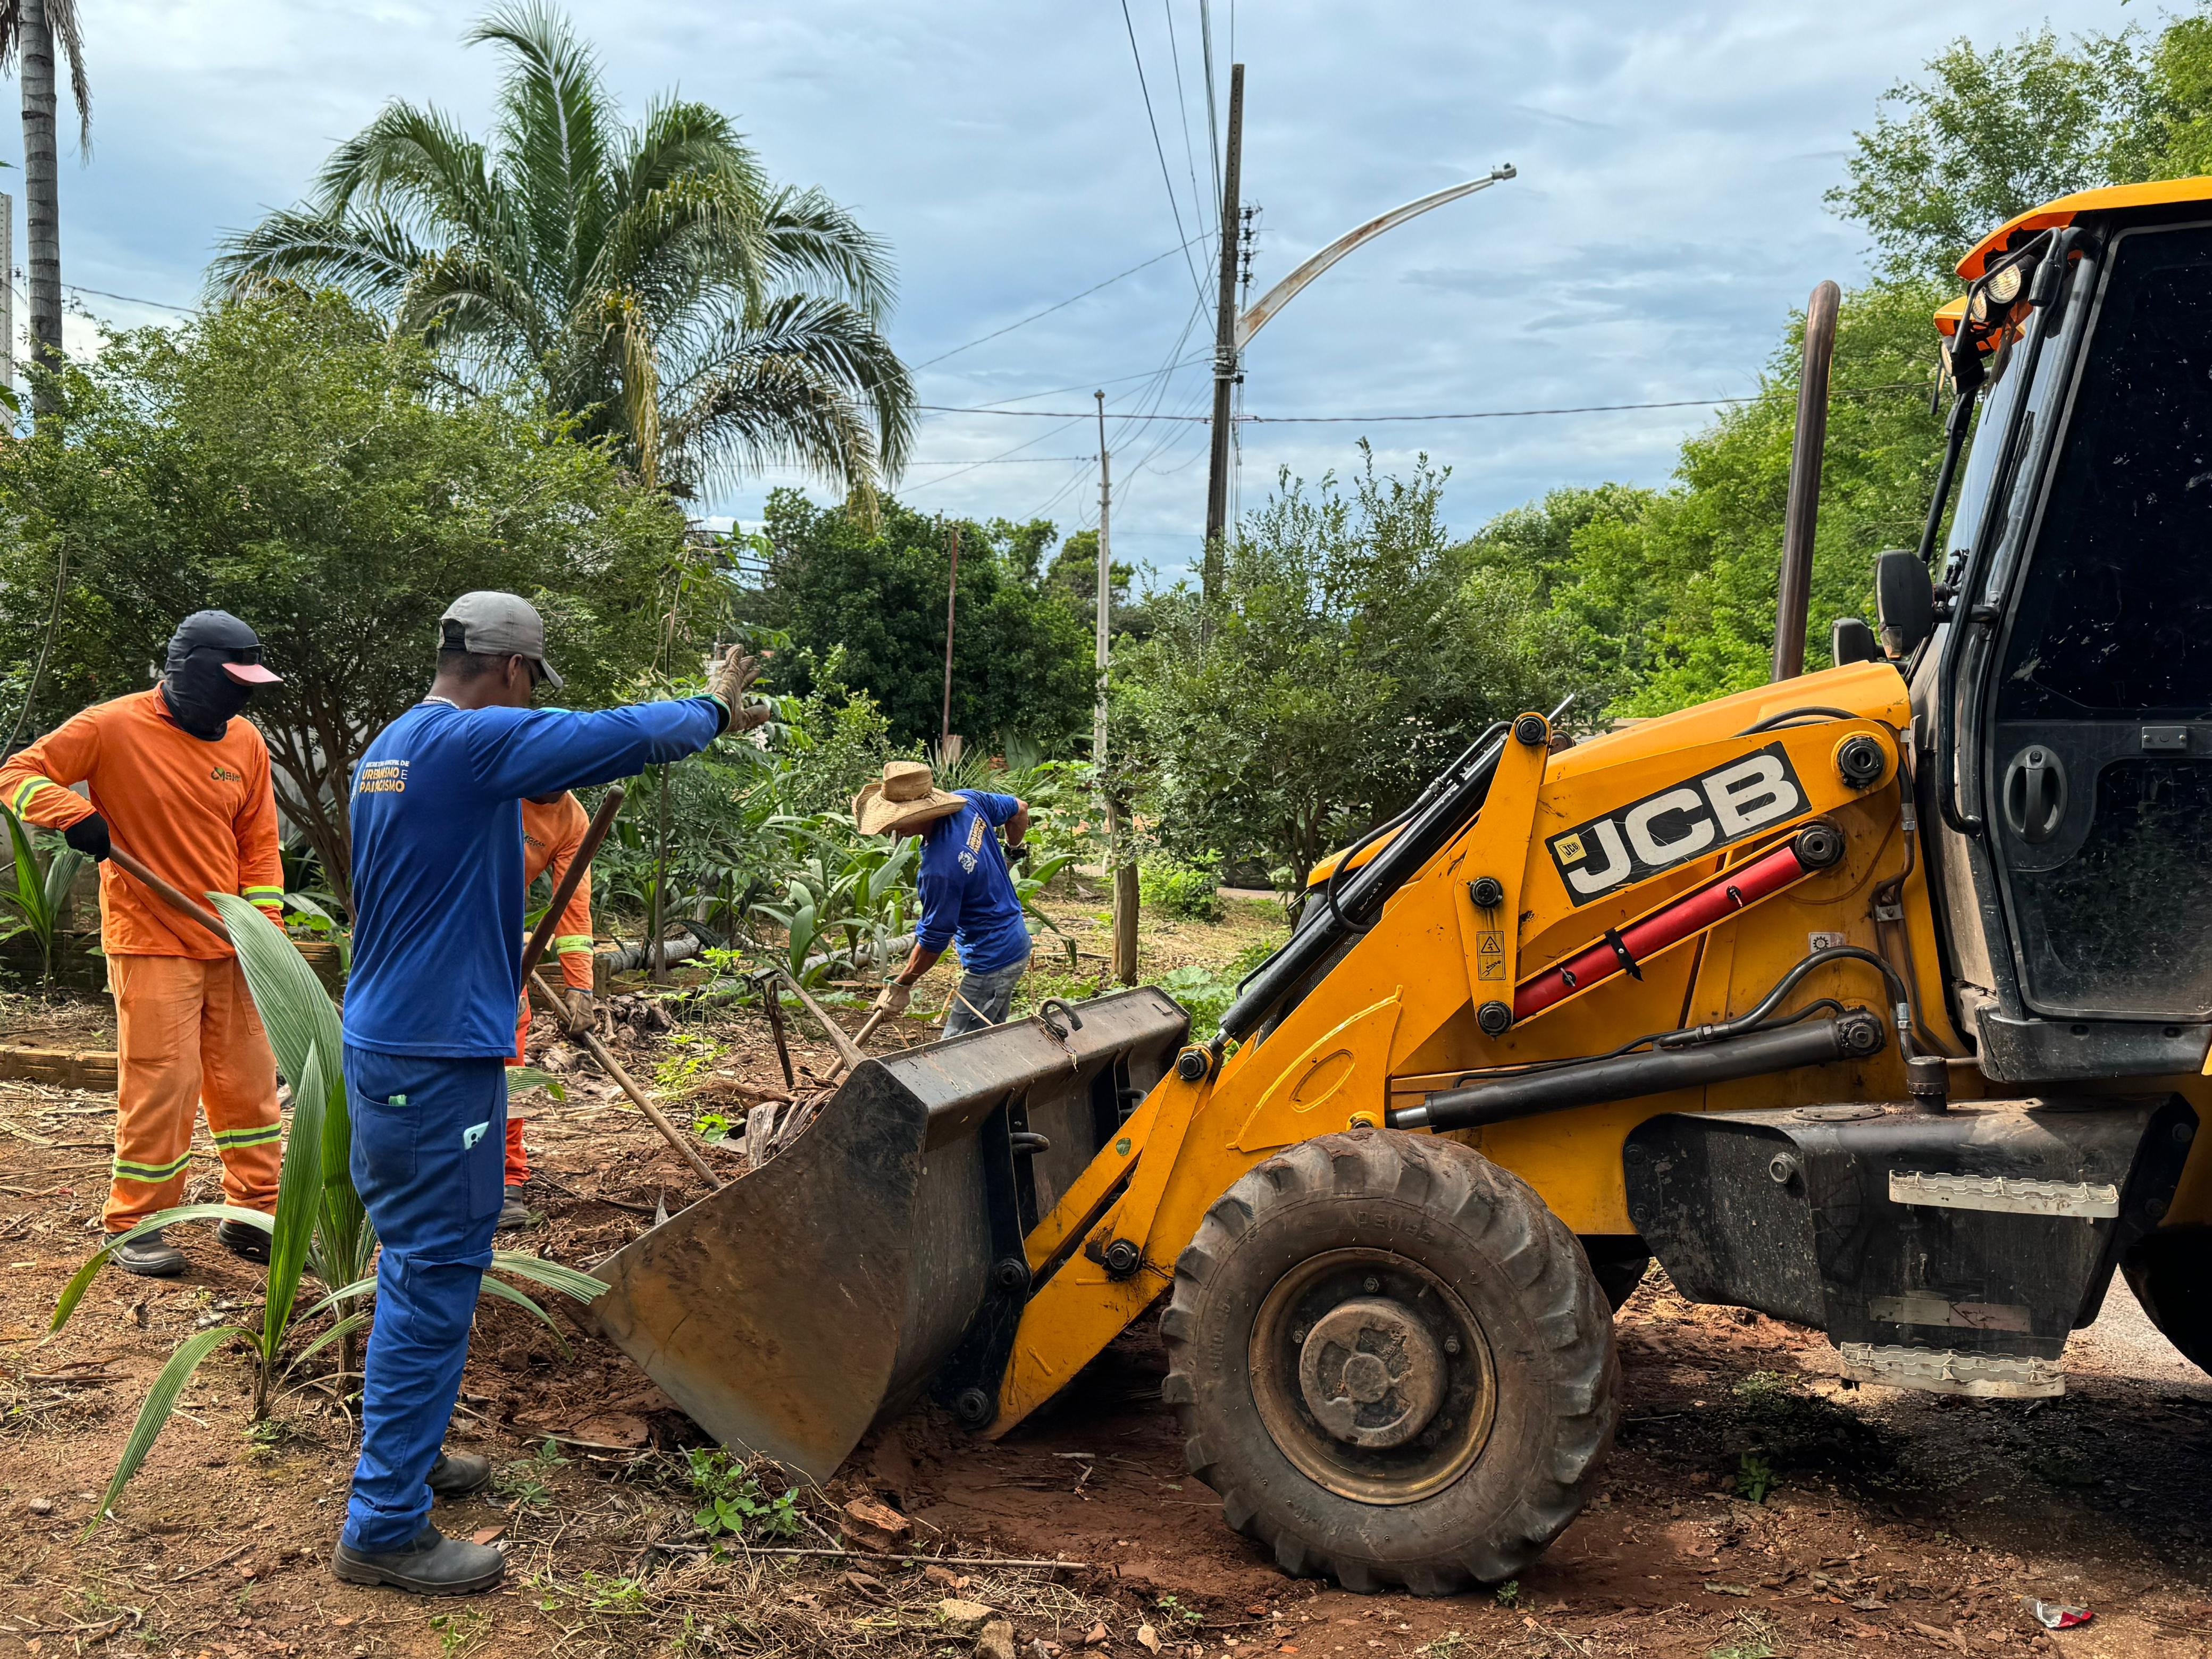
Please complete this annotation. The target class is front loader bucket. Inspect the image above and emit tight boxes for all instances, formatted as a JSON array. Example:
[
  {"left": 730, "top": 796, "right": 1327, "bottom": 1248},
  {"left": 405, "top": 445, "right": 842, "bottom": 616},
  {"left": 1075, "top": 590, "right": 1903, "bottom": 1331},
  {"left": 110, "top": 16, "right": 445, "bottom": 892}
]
[{"left": 591, "top": 987, "right": 1187, "bottom": 1482}]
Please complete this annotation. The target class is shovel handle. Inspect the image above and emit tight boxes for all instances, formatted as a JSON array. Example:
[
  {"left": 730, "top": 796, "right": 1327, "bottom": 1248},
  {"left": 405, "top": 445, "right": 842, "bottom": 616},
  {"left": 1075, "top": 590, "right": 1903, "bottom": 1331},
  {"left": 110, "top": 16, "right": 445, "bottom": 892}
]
[
  {"left": 106, "top": 845, "right": 230, "bottom": 943},
  {"left": 519, "top": 785, "right": 624, "bottom": 985},
  {"left": 530, "top": 966, "right": 721, "bottom": 1190},
  {"left": 823, "top": 1005, "right": 891, "bottom": 1084}
]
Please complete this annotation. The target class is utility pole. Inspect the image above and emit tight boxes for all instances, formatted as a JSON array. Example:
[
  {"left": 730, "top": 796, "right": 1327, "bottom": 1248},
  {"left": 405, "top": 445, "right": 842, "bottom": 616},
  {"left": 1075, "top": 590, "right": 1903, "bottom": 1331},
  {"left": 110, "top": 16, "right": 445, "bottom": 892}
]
[
  {"left": 1094, "top": 392, "right": 1111, "bottom": 773},
  {"left": 1096, "top": 392, "right": 1138, "bottom": 985},
  {"left": 940, "top": 525, "right": 960, "bottom": 758},
  {"left": 0, "top": 191, "right": 13, "bottom": 403},
  {"left": 1200, "top": 61, "right": 1245, "bottom": 605}
]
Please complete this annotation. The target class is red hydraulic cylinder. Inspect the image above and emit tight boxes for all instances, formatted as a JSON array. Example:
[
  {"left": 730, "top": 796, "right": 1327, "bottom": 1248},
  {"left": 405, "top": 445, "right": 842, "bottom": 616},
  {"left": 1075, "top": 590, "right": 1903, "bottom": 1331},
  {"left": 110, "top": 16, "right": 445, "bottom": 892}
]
[{"left": 1513, "top": 838, "right": 1815, "bottom": 1021}]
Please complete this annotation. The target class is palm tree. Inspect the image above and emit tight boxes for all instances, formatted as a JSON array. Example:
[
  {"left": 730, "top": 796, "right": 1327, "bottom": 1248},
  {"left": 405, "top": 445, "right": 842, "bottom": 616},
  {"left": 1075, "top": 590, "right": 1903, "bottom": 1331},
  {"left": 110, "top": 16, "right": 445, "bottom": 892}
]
[
  {"left": 210, "top": 3, "right": 911, "bottom": 500},
  {"left": 0, "top": 0, "right": 90, "bottom": 419}
]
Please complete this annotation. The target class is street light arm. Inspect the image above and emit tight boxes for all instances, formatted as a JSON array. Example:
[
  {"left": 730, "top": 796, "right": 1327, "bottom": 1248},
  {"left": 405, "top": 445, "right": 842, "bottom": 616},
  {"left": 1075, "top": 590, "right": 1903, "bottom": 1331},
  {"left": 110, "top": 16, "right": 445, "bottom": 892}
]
[{"left": 1233, "top": 165, "right": 1516, "bottom": 351}]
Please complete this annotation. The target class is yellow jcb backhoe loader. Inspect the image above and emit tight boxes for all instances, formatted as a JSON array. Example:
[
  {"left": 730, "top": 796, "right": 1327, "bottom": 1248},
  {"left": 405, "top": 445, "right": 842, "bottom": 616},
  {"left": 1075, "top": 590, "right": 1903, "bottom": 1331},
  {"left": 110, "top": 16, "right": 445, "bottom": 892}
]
[{"left": 593, "top": 177, "right": 2212, "bottom": 1594}]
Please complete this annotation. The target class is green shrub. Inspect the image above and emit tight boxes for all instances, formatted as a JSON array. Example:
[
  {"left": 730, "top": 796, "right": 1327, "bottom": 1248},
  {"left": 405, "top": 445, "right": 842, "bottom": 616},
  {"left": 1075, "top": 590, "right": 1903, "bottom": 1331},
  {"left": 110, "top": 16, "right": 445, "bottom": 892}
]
[
  {"left": 1140, "top": 852, "right": 1221, "bottom": 921},
  {"left": 1155, "top": 941, "right": 1278, "bottom": 1039}
]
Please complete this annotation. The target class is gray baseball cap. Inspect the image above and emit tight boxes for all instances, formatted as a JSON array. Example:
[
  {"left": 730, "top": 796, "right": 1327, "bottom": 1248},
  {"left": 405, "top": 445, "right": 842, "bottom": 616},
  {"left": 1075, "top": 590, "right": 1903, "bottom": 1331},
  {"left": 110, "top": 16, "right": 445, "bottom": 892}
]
[{"left": 438, "top": 591, "right": 564, "bottom": 688}]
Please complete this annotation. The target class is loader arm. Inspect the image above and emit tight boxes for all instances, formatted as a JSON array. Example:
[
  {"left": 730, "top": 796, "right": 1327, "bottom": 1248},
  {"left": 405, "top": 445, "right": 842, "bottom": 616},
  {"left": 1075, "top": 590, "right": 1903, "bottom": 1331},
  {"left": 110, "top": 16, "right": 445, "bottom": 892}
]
[{"left": 993, "top": 676, "right": 1924, "bottom": 1432}]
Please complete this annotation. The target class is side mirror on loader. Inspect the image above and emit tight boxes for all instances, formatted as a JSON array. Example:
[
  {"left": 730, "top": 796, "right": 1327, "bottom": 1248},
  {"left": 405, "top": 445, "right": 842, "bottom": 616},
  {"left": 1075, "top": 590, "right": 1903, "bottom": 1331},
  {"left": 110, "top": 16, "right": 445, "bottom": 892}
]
[
  {"left": 1830, "top": 616, "right": 1881, "bottom": 666},
  {"left": 1874, "top": 549, "right": 1936, "bottom": 660}
]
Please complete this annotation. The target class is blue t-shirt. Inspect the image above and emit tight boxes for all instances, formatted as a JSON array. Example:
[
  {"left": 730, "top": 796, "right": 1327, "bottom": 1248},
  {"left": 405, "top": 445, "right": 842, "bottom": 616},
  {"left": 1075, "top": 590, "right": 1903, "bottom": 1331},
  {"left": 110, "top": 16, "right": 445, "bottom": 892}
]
[
  {"left": 344, "top": 697, "right": 724, "bottom": 1058},
  {"left": 915, "top": 790, "right": 1030, "bottom": 975}
]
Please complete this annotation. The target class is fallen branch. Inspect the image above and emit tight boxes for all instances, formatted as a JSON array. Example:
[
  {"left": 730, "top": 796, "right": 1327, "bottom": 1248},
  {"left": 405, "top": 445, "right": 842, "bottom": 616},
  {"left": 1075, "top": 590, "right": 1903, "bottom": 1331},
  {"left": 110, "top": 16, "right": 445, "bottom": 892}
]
[
  {"left": 169, "top": 1543, "right": 252, "bottom": 1582},
  {"left": 666, "top": 1541, "right": 1087, "bottom": 1570}
]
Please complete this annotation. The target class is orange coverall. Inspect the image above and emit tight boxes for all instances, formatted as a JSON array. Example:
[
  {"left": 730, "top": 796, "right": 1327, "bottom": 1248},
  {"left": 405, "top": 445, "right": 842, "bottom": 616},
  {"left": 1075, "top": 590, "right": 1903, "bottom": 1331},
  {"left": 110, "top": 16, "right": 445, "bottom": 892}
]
[
  {"left": 0, "top": 690, "right": 287, "bottom": 1230},
  {"left": 508, "top": 792, "right": 596, "bottom": 1186}
]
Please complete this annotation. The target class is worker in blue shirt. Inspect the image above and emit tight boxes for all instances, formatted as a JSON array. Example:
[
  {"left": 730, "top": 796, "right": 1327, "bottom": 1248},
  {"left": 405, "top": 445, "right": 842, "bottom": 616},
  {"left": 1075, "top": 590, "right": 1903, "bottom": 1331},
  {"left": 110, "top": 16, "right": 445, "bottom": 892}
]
[
  {"left": 858, "top": 760, "right": 1031, "bottom": 1035},
  {"left": 331, "top": 592, "right": 766, "bottom": 1596}
]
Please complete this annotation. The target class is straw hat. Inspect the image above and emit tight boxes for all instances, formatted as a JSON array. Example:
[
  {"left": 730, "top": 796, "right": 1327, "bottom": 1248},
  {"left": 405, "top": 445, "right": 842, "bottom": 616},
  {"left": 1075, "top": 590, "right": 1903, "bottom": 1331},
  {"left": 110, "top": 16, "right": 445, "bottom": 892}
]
[{"left": 853, "top": 759, "right": 965, "bottom": 836}]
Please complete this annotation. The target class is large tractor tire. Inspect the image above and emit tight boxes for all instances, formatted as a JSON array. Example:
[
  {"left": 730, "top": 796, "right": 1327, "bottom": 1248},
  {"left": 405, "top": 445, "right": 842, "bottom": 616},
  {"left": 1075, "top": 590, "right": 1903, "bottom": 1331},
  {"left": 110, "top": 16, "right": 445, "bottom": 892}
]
[
  {"left": 2123, "top": 1225, "right": 2212, "bottom": 1375},
  {"left": 1161, "top": 1128, "right": 1619, "bottom": 1595}
]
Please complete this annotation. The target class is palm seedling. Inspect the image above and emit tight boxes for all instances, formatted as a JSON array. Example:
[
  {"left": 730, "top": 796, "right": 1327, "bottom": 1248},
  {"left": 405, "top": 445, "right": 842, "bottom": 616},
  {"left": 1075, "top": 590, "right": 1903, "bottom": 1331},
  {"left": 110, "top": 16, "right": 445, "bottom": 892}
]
[
  {"left": 53, "top": 893, "right": 606, "bottom": 1531},
  {"left": 0, "top": 804, "right": 88, "bottom": 988}
]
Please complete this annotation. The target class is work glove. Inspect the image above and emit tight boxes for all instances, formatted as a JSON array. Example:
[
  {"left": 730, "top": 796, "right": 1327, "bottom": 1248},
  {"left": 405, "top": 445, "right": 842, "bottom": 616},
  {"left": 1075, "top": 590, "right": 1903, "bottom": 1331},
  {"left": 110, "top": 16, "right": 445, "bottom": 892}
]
[
  {"left": 874, "top": 981, "right": 913, "bottom": 1018},
  {"left": 559, "top": 988, "right": 602, "bottom": 1038},
  {"left": 704, "top": 647, "right": 770, "bottom": 735},
  {"left": 63, "top": 814, "right": 111, "bottom": 862}
]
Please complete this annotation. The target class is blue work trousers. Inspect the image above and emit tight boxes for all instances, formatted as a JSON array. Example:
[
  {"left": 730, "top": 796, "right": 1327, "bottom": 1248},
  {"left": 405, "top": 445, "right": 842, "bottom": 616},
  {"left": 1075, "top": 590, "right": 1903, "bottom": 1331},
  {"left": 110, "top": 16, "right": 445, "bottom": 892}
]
[
  {"left": 340, "top": 1045, "right": 507, "bottom": 1553},
  {"left": 942, "top": 960, "right": 1026, "bottom": 1037}
]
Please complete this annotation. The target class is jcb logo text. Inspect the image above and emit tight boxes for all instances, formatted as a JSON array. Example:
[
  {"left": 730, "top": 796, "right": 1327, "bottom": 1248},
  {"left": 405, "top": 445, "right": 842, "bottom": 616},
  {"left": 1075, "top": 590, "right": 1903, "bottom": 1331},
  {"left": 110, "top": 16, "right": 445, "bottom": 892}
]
[{"left": 1546, "top": 744, "right": 1805, "bottom": 905}]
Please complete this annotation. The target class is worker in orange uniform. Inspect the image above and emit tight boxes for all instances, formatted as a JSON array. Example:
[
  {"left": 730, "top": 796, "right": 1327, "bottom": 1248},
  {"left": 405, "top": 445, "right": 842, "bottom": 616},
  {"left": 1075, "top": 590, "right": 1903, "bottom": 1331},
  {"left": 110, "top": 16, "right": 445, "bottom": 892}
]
[
  {"left": 503, "top": 789, "right": 601, "bottom": 1230},
  {"left": 0, "top": 611, "right": 288, "bottom": 1276}
]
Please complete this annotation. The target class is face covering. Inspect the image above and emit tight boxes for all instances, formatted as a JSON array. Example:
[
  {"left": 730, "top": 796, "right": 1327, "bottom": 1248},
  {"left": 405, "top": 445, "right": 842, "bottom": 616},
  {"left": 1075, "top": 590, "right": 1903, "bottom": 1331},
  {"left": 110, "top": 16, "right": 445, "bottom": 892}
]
[{"left": 160, "top": 651, "right": 257, "bottom": 740}]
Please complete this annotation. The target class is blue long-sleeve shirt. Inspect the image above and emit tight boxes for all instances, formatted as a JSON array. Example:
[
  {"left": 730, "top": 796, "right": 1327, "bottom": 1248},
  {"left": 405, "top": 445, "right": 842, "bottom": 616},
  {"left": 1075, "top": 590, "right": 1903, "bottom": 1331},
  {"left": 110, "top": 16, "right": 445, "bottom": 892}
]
[
  {"left": 915, "top": 790, "right": 1031, "bottom": 975},
  {"left": 343, "top": 697, "right": 725, "bottom": 1058}
]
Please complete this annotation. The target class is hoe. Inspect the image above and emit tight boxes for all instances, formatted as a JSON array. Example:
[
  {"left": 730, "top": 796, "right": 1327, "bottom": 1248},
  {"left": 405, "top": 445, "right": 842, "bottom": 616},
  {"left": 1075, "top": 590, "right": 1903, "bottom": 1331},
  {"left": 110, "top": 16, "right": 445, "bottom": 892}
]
[{"left": 594, "top": 179, "right": 2212, "bottom": 1593}]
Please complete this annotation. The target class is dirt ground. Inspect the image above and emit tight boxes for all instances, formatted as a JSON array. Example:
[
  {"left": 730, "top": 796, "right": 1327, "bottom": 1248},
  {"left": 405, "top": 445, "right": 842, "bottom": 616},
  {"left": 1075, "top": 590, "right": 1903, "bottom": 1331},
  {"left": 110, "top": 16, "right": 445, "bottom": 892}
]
[{"left": 5, "top": 923, "right": 2212, "bottom": 1659}]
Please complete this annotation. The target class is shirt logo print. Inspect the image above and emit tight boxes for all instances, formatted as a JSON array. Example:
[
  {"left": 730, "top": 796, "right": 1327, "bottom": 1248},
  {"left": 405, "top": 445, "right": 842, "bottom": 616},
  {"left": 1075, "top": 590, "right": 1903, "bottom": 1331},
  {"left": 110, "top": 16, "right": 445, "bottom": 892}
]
[
  {"left": 210, "top": 764, "right": 242, "bottom": 784},
  {"left": 356, "top": 759, "right": 409, "bottom": 797}
]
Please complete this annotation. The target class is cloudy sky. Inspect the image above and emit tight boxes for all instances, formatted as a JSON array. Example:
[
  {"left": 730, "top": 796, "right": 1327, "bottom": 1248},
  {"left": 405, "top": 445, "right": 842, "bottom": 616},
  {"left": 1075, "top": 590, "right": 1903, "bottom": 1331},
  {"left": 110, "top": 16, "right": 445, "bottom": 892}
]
[{"left": 13, "top": 0, "right": 2130, "bottom": 582}]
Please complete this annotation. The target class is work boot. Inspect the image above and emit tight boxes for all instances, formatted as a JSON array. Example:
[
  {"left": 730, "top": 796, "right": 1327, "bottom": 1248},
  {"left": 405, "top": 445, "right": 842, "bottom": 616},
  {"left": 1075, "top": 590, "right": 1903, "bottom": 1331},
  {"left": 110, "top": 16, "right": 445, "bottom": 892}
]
[
  {"left": 496, "top": 1186, "right": 531, "bottom": 1231},
  {"left": 217, "top": 1219, "right": 271, "bottom": 1263},
  {"left": 427, "top": 1451, "right": 491, "bottom": 1499},
  {"left": 331, "top": 1523, "right": 505, "bottom": 1595},
  {"left": 106, "top": 1227, "right": 186, "bottom": 1277}
]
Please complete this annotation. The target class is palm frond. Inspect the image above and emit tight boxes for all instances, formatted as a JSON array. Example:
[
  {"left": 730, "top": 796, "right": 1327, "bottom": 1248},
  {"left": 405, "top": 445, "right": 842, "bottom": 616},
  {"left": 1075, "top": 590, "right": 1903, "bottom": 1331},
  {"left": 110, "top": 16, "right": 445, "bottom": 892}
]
[
  {"left": 44, "top": 0, "right": 90, "bottom": 152},
  {"left": 206, "top": 206, "right": 433, "bottom": 309},
  {"left": 663, "top": 293, "right": 915, "bottom": 495},
  {"left": 762, "top": 186, "right": 897, "bottom": 320},
  {"left": 394, "top": 244, "right": 553, "bottom": 370},
  {"left": 312, "top": 102, "right": 504, "bottom": 247},
  {"left": 82, "top": 1326, "right": 241, "bottom": 1536},
  {"left": 470, "top": 1, "right": 616, "bottom": 307}
]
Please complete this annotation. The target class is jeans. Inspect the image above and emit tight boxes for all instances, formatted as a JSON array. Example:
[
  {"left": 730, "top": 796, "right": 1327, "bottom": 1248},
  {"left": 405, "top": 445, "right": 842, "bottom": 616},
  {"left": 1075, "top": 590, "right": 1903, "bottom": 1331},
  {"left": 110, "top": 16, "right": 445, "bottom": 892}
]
[
  {"left": 942, "top": 960, "right": 1027, "bottom": 1037},
  {"left": 341, "top": 1045, "right": 507, "bottom": 1553}
]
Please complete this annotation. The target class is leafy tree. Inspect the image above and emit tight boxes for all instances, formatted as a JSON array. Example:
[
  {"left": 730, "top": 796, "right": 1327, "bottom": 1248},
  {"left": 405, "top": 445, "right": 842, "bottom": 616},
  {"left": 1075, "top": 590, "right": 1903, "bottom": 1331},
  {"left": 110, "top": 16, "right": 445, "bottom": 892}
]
[
  {"left": 1826, "top": 25, "right": 2160, "bottom": 284},
  {"left": 209, "top": 3, "right": 912, "bottom": 501},
  {"left": 743, "top": 489, "right": 1093, "bottom": 751},
  {"left": 0, "top": 288, "right": 684, "bottom": 904},
  {"left": 1484, "top": 283, "right": 1950, "bottom": 716},
  {"left": 1043, "top": 529, "right": 1144, "bottom": 639},
  {"left": 1115, "top": 454, "right": 1578, "bottom": 885}
]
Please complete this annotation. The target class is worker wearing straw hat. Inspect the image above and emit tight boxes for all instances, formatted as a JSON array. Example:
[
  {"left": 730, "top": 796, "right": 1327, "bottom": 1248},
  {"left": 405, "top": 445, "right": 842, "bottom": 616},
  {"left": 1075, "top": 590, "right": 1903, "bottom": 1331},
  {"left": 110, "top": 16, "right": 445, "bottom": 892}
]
[{"left": 858, "top": 760, "right": 1032, "bottom": 1036}]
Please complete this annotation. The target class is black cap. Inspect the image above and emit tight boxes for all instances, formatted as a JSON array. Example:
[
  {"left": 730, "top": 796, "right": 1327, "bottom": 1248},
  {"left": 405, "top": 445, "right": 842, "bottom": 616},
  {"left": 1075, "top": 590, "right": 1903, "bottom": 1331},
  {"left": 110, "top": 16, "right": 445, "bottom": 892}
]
[{"left": 165, "top": 610, "right": 280, "bottom": 683}]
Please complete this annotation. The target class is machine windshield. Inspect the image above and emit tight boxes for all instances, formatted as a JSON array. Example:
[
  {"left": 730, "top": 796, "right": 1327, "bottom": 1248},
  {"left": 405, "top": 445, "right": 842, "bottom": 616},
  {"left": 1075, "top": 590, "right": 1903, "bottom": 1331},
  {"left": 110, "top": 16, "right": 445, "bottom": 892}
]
[{"left": 1999, "top": 224, "right": 2212, "bottom": 719}]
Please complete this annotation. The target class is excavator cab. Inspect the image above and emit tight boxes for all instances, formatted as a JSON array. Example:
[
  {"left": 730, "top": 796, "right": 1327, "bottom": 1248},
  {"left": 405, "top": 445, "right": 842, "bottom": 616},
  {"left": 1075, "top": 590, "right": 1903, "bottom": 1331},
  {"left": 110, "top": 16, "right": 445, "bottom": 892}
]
[
  {"left": 1891, "top": 203, "right": 2212, "bottom": 1079},
  {"left": 592, "top": 180, "right": 2212, "bottom": 1598}
]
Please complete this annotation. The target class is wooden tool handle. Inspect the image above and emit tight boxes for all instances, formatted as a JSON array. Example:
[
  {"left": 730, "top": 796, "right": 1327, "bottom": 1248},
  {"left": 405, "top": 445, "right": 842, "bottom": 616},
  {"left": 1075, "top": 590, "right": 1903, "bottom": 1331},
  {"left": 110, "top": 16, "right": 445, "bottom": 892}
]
[
  {"left": 530, "top": 966, "right": 721, "bottom": 1190},
  {"left": 518, "top": 785, "right": 624, "bottom": 985},
  {"left": 106, "top": 844, "right": 230, "bottom": 943}
]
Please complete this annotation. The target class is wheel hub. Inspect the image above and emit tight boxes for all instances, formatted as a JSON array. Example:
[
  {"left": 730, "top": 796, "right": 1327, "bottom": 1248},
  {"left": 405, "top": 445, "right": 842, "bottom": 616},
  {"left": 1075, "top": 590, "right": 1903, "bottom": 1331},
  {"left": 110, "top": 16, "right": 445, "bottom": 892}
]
[
  {"left": 1249, "top": 1248, "right": 1497, "bottom": 1505},
  {"left": 1297, "top": 1297, "right": 1446, "bottom": 1447}
]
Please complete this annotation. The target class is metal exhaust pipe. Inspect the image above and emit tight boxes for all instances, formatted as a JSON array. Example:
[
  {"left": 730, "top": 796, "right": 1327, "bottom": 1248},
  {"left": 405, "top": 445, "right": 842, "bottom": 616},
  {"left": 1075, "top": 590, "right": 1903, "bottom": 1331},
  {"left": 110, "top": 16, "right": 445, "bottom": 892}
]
[{"left": 1773, "top": 279, "right": 1841, "bottom": 681}]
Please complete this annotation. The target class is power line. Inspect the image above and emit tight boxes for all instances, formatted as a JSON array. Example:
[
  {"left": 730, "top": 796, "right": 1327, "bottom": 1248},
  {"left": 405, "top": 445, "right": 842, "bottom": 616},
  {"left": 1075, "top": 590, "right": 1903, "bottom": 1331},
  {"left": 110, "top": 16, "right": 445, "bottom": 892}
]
[
  {"left": 1162, "top": 0, "right": 1212, "bottom": 273},
  {"left": 914, "top": 382, "right": 1935, "bottom": 424},
  {"left": 1119, "top": 0, "right": 1211, "bottom": 307},
  {"left": 71, "top": 283, "right": 194, "bottom": 314},
  {"left": 950, "top": 352, "right": 1209, "bottom": 412},
  {"left": 10, "top": 276, "right": 197, "bottom": 315},
  {"left": 910, "top": 240, "right": 1201, "bottom": 370}
]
